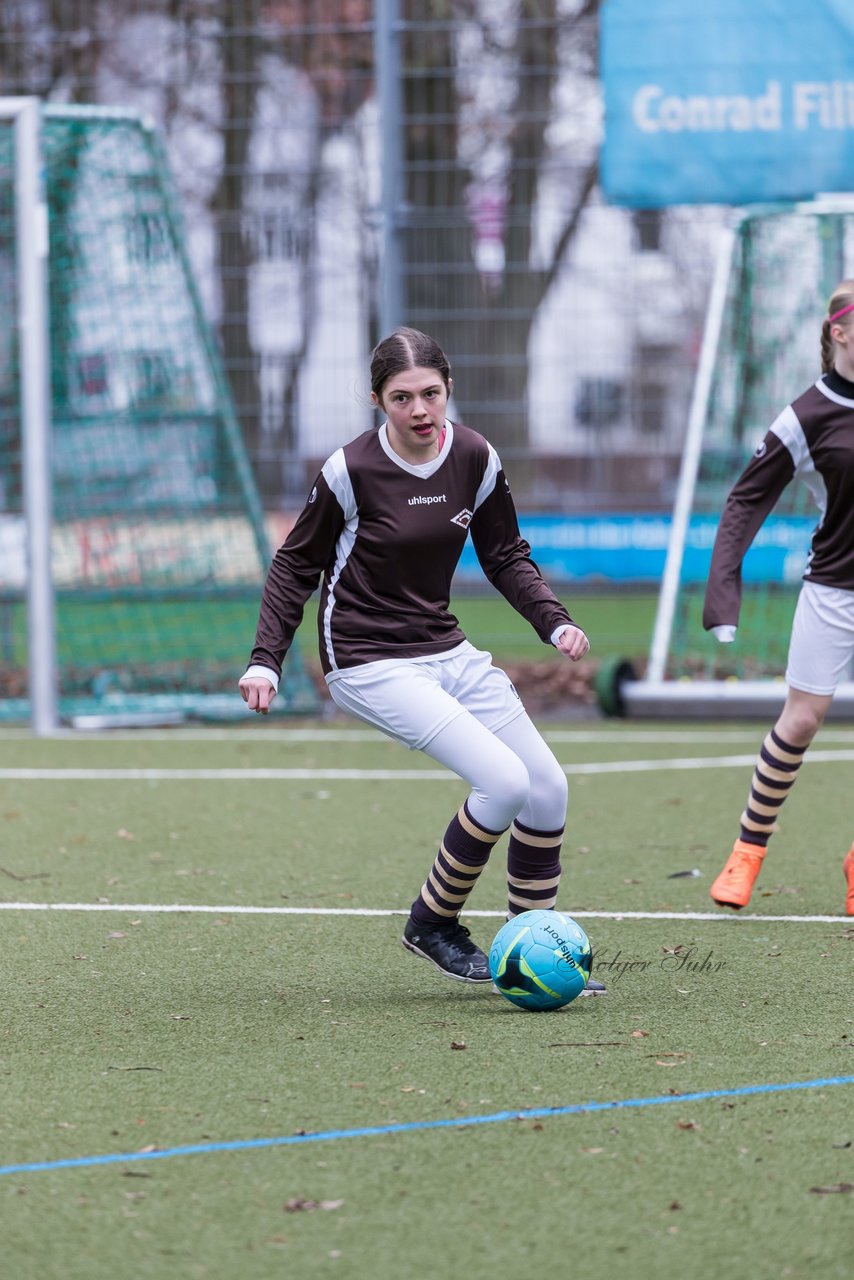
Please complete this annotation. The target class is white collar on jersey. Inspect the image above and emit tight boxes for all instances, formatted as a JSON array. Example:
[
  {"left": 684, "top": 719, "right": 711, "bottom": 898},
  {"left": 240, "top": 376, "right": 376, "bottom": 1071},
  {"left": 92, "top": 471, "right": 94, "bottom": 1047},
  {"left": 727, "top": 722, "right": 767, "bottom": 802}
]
[
  {"left": 377, "top": 419, "right": 454, "bottom": 477},
  {"left": 816, "top": 375, "right": 854, "bottom": 409}
]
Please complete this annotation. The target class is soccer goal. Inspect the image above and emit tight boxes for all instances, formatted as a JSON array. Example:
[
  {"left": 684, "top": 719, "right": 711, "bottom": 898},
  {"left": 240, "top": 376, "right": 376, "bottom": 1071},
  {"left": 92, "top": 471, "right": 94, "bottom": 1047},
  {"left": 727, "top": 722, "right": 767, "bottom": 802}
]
[
  {"left": 0, "top": 99, "right": 317, "bottom": 731},
  {"left": 612, "top": 199, "right": 854, "bottom": 718}
]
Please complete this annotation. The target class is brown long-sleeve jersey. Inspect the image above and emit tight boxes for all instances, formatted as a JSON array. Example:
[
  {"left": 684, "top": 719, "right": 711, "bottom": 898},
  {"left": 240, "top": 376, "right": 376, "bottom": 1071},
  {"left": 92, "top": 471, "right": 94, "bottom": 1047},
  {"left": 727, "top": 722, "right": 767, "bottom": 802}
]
[
  {"left": 703, "top": 370, "right": 854, "bottom": 631},
  {"left": 247, "top": 420, "right": 575, "bottom": 679}
]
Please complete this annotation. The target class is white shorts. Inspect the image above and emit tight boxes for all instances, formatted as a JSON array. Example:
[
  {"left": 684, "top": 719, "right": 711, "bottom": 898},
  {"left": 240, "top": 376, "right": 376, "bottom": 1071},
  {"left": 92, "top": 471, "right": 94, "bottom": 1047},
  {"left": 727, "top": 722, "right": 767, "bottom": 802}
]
[
  {"left": 785, "top": 580, "right": 854, "bottom": 696},
  {"left": 325, "top": 641, "right": 525, "bottom": 750}
]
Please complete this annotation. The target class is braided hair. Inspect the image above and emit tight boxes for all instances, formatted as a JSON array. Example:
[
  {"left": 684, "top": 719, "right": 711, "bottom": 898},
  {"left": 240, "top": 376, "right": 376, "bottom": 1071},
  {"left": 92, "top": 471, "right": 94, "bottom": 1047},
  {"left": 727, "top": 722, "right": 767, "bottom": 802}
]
[{"left": 821, "top": 280, "right": 854, "bottom": 373}]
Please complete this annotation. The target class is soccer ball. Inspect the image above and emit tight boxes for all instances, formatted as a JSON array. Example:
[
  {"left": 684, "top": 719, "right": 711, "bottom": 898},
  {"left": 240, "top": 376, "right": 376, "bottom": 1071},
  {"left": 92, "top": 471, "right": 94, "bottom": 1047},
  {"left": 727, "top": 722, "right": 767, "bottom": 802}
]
[{"left": 489, "top": 909, "right": 592, "bottom": 1012}]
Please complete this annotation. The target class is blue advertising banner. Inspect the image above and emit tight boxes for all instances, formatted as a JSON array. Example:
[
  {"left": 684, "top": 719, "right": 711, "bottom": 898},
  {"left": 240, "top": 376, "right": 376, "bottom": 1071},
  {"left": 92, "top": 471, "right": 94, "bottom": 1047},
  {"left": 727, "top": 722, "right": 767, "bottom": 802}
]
[
  {"left": 453, "top": 514, "right": 815, "bottom": 585},
  {"left": 600, "top": 0, "right": 854, "bottom": 206}
]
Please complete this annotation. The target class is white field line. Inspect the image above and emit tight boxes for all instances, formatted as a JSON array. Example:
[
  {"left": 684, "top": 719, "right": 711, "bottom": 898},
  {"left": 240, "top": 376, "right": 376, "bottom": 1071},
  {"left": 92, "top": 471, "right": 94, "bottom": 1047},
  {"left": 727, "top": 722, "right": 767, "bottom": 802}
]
[
  {"left": 0, "top": 902, "right": 850, "bottom": 924},
  {"left": 6, "top": 726, "right": 854, "bottom": 743},
  {"left": 2, "top": 749, "right": 854, "bottom": 781}
]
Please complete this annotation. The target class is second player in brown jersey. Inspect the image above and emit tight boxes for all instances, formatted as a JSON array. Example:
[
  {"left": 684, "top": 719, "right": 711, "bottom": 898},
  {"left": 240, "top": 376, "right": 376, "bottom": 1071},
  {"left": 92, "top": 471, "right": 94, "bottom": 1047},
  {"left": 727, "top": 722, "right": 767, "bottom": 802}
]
[{"left": 703, "top": 280, "right": 854, "bottom": 916}]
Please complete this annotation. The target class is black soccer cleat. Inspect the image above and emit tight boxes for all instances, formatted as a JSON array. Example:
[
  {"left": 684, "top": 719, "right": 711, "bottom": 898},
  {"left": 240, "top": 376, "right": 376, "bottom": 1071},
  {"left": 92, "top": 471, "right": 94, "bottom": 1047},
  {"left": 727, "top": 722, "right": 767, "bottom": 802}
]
[
  {"left": 580, "top": 977, "right": 607, "bottom": 996},
  {"left": 402, "top": 917, "right": 492, "bottom": 984}
]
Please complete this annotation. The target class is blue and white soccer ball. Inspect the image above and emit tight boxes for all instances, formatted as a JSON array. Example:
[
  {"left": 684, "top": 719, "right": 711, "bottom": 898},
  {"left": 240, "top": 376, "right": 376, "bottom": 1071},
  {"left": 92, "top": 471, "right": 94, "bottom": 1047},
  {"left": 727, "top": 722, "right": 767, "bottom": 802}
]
[{"left": 489, "top": 909, "right": 592, "bottom": 1011}]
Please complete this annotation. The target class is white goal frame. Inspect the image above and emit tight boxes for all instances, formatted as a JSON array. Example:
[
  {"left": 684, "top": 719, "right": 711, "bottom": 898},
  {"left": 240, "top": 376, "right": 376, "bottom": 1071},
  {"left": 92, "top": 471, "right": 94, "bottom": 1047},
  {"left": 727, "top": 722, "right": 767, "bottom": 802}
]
[
  {"left": 1, "top": 97, "right": 58, "bottom": 735},
  {"left": 620, "top": 199, "right": 854, "bottom": 719}
]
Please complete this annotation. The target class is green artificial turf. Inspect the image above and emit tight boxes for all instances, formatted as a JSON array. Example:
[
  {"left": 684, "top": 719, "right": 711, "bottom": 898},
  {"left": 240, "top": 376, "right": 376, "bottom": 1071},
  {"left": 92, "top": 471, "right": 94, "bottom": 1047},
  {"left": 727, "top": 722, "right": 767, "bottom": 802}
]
[{"left": 1, "top": 723, "right": 852, "bottom": 1279}]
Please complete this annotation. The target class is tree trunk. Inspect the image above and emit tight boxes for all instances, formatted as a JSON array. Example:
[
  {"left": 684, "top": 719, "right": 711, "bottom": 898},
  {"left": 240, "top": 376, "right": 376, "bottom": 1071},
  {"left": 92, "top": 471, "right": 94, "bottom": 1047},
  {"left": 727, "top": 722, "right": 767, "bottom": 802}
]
[
  {"left": 211, "top": 2, "right": 268, "bottom": 500},
  {"left": 400, "top": 0, "right": 596, "bottom": 472}
]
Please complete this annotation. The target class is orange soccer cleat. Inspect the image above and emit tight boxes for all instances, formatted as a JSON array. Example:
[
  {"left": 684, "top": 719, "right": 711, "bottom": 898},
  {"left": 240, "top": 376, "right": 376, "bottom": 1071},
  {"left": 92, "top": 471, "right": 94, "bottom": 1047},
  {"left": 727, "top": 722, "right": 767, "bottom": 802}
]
[
  {"left": 844, "top": 845, "right": 854, "bottom": 916},
  {"left": 710, "top": 839, "right": 766, "bottom": 910}
]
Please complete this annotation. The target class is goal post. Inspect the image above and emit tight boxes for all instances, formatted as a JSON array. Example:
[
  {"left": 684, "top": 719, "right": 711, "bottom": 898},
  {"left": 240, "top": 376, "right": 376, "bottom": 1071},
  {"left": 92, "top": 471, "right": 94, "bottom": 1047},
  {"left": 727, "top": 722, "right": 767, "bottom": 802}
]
[
  {"left": 1, "top": 97, "right": 57, "bottom": 734},
  {"left": 0, "top": 100, "right": 317, "bottom": 731},
  {"left": 613, "top": 199, "right": 854, "bottom": 718}
]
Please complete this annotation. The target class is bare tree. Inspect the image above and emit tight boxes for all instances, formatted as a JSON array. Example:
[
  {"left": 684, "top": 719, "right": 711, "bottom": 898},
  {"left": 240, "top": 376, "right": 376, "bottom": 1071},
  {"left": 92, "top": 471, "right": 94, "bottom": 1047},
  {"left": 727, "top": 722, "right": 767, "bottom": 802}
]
[
  {"left": 401, "top": 0, "right": 601, "bottom": 454},
  {"left": 260, "top": 1, "right": 374, "bottom": 498}
]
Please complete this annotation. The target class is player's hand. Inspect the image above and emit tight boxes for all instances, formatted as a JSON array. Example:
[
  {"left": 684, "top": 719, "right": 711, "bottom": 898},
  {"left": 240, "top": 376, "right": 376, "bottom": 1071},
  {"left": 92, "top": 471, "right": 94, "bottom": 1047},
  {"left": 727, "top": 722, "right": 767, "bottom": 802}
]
[
  {"left": 554, "top": 625, "right": 590, "bottom": 662},
  {"left": 711, "top": 625, "right": 737, "bottom": 644},
  {"left": 239, "top": 676, "right": 277, "bottom": 714}
]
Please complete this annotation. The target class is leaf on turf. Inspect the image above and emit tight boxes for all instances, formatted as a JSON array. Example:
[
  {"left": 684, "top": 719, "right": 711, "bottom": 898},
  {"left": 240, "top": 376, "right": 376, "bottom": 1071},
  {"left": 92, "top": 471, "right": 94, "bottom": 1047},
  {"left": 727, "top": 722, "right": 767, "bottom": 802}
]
[
  {"left": 284, "top": 1197, "right": 344, "bottom": 1213},
  {"left": 676, "top": 1119, "right": 700, "bottom": 1131},
  {"left": 808, "top": 1183, "right": 854, "bottom": 1195},
  {"left": 630, "top": 1030, "right": 650, "bottom": 1038},
  {"left": 450, "top": 1041, "right": 466, "bottom": 1050}
]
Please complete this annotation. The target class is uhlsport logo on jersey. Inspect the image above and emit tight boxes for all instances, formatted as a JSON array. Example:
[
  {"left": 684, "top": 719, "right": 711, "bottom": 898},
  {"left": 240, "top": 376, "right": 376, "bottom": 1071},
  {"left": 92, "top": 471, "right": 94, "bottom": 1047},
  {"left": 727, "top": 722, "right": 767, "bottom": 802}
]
[
  {"left": 451, "top": 509, "right": 473, "bottom": 528},
  {"left": 408, "top": 494, "right": 447, "bottom": 506}
]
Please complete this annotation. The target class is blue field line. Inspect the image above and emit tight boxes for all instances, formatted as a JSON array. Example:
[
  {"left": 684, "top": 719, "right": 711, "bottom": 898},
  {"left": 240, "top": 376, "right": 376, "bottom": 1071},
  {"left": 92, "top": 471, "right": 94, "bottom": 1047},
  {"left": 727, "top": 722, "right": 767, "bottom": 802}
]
[{"left": 2, "top": 1075, "right": 853, "bottom": 1179}]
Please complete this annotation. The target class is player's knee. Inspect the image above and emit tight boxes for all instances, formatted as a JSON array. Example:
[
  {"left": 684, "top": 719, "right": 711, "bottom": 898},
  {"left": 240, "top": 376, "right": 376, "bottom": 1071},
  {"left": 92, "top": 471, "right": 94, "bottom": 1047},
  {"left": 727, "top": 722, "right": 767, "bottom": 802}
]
[
  {"left": 495, "top": 756, "right": 531, "bottom": 816},
  {"left": 538, "top": 762, "right": 568, "bottom": 816},
  {"left": 523, "top": 761, "right": 568, "bottom": 828},
  {"left": 779, "top": 695, "right": 828, "bottom": 745}
]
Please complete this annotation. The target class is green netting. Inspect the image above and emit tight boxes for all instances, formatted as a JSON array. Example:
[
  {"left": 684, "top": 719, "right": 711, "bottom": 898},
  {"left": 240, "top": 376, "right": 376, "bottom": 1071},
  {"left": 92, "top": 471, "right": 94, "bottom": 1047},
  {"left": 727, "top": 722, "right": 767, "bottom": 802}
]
[
  {"left": 666, "top": 207, "right": 854, "bottom": 681},
  {"left": 0, "top": 106, "right": 317, "bottom": 724}
]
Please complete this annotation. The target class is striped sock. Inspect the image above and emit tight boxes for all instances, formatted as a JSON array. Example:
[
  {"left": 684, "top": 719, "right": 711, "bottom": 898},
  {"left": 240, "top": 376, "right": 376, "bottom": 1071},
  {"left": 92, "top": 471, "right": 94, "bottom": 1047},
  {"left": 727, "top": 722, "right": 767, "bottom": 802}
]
[
  {"left": 739, "top": 728, "right": 806, "bottom": 847},
  {"left": 506, "top": 819, "right": 563, "bottom": 917},
  {"left": 409, "top": 802, "right": 505, "bottom": 926}
]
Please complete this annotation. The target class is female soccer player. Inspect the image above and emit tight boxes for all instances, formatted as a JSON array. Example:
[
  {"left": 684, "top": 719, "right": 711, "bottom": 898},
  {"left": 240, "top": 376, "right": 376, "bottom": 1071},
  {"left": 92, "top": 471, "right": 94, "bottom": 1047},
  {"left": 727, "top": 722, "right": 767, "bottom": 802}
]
[
  {"left": 240, "top": 327, "right": 605, "bottom": 988},
  {"left": 703, "top": 281, "right": 854, "bottom": 916}
]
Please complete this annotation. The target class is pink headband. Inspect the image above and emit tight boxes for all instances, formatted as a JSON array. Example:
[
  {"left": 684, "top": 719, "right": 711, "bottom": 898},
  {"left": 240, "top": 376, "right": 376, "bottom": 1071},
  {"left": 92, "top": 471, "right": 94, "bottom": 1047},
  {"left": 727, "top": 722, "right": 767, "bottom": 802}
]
[{"left": 829, "top": 302, "right": 854, "bottom": 323}]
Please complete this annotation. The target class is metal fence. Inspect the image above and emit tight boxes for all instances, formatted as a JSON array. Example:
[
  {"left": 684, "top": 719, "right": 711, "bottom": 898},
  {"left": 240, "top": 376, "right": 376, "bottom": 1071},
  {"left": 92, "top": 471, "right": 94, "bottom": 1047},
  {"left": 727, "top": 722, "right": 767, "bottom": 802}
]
[{"left": 0, "top": 0, "right": 724, "bottom": 512}]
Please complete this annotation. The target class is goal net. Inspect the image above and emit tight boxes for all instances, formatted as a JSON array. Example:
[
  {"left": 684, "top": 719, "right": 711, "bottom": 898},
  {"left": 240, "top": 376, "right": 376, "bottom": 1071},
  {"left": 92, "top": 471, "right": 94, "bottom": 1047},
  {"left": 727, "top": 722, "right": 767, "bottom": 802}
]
[
  {"left": 0, "top": 103, "right": 317, "bottom": 727},
  {"left": 624, "top": 203, "right": 854, "bottom": 716}
]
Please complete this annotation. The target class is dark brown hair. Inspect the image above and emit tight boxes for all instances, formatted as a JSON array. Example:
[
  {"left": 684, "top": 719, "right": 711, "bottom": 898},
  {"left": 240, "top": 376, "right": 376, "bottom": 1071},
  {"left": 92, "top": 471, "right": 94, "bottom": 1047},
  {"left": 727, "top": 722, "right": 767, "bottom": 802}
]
[
  {"left": 370, "top": 327, "right": 452, "bottom": 401},
  {"left": 821, "top": 279, "right": 854, "bottom": 373}
]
